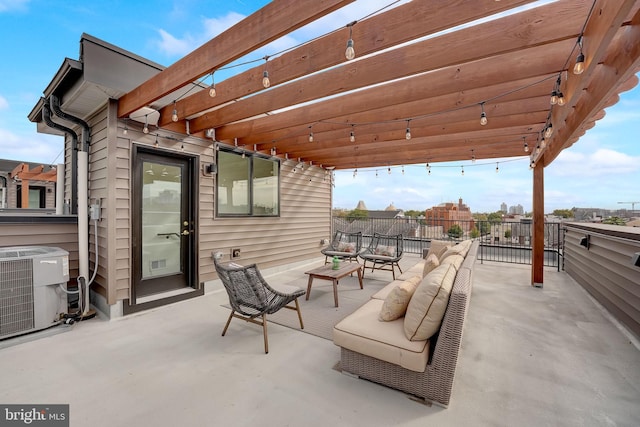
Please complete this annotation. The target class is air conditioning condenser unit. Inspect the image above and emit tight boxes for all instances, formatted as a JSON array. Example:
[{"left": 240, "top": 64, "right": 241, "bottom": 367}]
[{"left": 0, "top": 246, "right": 69, "bottom": 340}]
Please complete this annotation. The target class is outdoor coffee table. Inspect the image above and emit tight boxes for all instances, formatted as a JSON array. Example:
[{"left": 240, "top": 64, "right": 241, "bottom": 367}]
[{"left": 304, "top": 262, "right": 363, "bottom": 307}]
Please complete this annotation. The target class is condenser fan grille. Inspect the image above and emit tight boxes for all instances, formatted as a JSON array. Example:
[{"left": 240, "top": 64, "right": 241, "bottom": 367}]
[{"left": 0, "top": 259, "right": 35, "bottom": 338}]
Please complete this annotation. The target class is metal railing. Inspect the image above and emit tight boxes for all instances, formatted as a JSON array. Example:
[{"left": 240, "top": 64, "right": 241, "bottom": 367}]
[{"left": 332, "top": 216, "right": 563, "bottom": 270}]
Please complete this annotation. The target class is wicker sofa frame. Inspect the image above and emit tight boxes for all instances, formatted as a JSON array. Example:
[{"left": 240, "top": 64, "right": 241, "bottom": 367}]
[{"left": 338, "top": 241, "right": 478, "bottom": 407}]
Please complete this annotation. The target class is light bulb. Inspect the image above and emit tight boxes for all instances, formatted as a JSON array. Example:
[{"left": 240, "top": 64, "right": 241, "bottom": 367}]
[
  {"left": 154, "top": 137, "right": 158, "bottom": 148},
  {"left": 345, "top": 39, "right": 355, "bottom": 60},
  {"left": 387, "top": 167, "right": 391, "bottom": 175},
  {"left": 544, "top": 124, "right": 553, "bottom": 138},
  {"left": 123, "top": 127, "right": 128, "bottom": 135},
  {"left": 172, "top": 108, "right": 178, "bottom": 122},
  {"left": 461, "top": 166, "right": 464, "bottom": 176},
  {"left": 573, "top": 52, "right": 585, "bottom": 75},
  {"left": 262, "top": 71, "right": 270, "bottom": 88},
  {"left": 550, "top": 90, "right": 558, "bottom": 105},
  {"left": 209, "top": 85, "right": 216, "bottom": 98},
  {"left": 349, "top": 130, "right": 355, "bottom": 143},
  {"left": 308, "top": 132, "right": 314, "bottom": 143},
  {"left": 557, "top": 92, "right": 565, "bottom": 106},
  {"left": 496, "top": 163, "right": 499, "bottom": 173},
  {"left": 143, "top": 124, "right": 149, "bottom": 134},
  {"left": 524, "top": 143, "right": 529, "bottom": 153},
  {"left": 480, "top": 112, "right": 488, "bottom": 126},
  {"left": 353, "top": 169, "right": 357, "bottom": 178},
  {"left": 405, "top": 127, "right": 411, "bottom": 140}
]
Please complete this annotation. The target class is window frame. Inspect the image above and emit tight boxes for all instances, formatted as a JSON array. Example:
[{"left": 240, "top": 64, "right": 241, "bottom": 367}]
[{"left": 215, "top": 149, "right": 280, "bottom": 218}]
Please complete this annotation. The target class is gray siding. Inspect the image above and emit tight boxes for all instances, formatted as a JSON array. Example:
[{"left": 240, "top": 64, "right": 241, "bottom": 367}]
[{"left": 564, "top": 223, "right": 640, "bottom": 338}]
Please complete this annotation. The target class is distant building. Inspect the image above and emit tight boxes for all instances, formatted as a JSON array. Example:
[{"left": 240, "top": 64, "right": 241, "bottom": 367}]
[
  {"left": 500, "top": 202, "right": 507, "bottom": 213},
  {"left": 509, "top": 204, "right": 524, "bottom": 215},
  {"left": 0, "top": 159, "right": 57, "bottom": 210},
  {"left": 424, "top": 198, "right": 474, "bottom": 232}
]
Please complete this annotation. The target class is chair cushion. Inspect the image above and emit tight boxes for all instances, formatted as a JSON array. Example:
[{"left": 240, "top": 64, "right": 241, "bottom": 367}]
[
  {"left": 337, "top": 242, "right": 357, "bottom": 253},
  {"left": 378, "top": 275, "right": 422, "bottom": 321},
  {"left": 404, "top": 263, "right": 456, "bottom": 341},
  {"left": 440, "top": 239, "right": 472, "bottom": 261},
  {"left": 426, "top": 240, "right": 452, "bottom": 260},
  {"left": 422, "top": 253, "right": 440, "bottom": 277},
  {"left": 374, "top": 245, "right": 396, "bottom": 257}
]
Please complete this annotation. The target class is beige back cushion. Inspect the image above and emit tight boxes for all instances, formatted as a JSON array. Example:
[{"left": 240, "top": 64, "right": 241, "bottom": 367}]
[
  {"left": 426, "top": 240, "right": 452, "bottom": 260},
  {"left": 422, "top": 253, "right": 440, "bottom": 277},
  {"left": 440, "top": 253, "right": 464, "bottom": 272},
  {"left": 379, "top": 275, "right": 422, "bottom": 321},
  {"left": 439, "top": 239, "right": 472, "bottom": 262},
  {"left": 404, "top": 263, "right": 457, "bottom": 341}
]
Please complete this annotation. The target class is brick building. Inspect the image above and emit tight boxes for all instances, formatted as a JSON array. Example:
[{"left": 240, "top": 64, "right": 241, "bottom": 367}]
[{"left": 424, "top": 198, "right": 474, "bottom": 232}]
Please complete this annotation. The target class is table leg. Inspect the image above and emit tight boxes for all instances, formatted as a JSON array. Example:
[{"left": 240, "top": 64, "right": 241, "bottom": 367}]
[
  {"left": 333, "top": 278, "right": 339, "bottom": 307},
  {"left": 306, "top": 275, "right": 314, "bottom": 300},
  {"left": 357, "top": 267, "right": 363, "bottom": 289}
]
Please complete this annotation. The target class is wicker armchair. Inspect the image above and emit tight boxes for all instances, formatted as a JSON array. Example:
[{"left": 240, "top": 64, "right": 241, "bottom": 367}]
[
  {"left": 321, "top": 231, "right": 363, "bottom": 264},
  {"left": 358, "top": 233, "right": 404, "bottom": 279},
  {"left": 214, "top": 258, "right": 305, "bottom": 354}
]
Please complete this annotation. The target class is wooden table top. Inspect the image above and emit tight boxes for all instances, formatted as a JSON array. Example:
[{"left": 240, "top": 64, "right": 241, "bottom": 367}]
[{"left": 305, "top": 262, "right": 362, "bottom": 279}]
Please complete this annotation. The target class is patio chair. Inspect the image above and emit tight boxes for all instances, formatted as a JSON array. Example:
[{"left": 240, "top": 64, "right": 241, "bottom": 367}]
[
  {"left": 358, "top": 233, "right": 404, "bottom": 279},
  {"left": 214, "top": 258, "right": 305, "bottom": 354},
  {"left": 321, "top": 231, "right": 363, "bottom": 264}
]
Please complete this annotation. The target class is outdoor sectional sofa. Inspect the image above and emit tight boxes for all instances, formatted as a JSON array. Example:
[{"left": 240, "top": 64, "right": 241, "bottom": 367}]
[{"left": 333, "top": 239, "right": 479, "bottom": 407}]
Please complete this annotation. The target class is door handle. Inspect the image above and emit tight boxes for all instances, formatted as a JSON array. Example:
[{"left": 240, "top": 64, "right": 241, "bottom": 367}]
[{"left": 182, "top": 229, "right": 190, "bottom": 236}]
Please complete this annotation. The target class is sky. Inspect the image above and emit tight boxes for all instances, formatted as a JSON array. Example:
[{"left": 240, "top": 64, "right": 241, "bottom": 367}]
[{"left": 0, "top": 0, "right": 638, "bottom": 214}]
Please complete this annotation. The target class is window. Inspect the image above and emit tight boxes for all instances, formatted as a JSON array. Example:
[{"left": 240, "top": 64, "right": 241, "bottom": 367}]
[
  {"left": 216, "top": 150, "right": 279, "bottom": 216},
  {"left": 17, "top": 186, "right": 46, "bottom": 208}
]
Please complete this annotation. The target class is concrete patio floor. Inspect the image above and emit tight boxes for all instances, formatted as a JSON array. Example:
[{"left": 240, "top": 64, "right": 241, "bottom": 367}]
[{"left": 1, "top": 256, "right": 638, "bottom": 427}]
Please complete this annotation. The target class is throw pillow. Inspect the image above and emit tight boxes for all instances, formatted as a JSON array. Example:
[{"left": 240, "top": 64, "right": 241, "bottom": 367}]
[
  {"left": 379, "top": 275, "right": 422, "bottom": 321},
  {"left": 404, "top": 263, "right": 457, "bottom": 341},
  {"left": 374, "top": 245, "right": 396, "bottom": 257},
  {"left": 440, "top": 253, "right": 464, "bottom": 271},
  {"left": 422, "top": 253, "right": 440, "bottom": 277}
]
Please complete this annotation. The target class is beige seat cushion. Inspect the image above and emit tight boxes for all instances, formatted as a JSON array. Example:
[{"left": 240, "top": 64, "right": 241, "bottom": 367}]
[
  {"left": 378, "top": 275, "right": 422, "bottom": 321},
  {"left": 404, "top": 263, "right": 457, "bottom": 341},
  {"left": 333, "top": 299, "right": 430, "bottom": 372},
  {"left": 440, "top": 239, "right": 472, "bottom": 261},
  {"left": 422, "top": 253, "right": 440, "bottom": 277}
]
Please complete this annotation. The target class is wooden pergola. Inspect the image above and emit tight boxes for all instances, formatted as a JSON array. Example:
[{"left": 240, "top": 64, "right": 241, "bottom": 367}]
[
  {"left": 117, "top": 0, "right": 640, "bottom": 285},
  {"left": 9, "top": 163, "right": 57, "bottom": 209}
]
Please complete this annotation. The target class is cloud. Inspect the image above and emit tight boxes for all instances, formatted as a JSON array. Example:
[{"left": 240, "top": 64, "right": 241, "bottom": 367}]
[
  {"left": 0, "top": 0, "right": 29, "bottom": 13},
  {"left": 155, "top": 11, "right": 246, "bottom": 57},
  {"left": 0, "top": 95, "right": 8, "bottom": 109},
  {"left": 0, "top": 128, "right": 62, "bottom": 164},
  {"left": 550, "top": 148, "right": 640, "bottom": 176}
]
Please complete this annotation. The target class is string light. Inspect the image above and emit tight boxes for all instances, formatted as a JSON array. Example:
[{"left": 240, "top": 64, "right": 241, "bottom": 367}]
[
  {"left": 349, "top": 125, "right": 355, "bottom": 143},
  {"left": 209, "top": 72, "right": 217, "bottom": 97},
  {"left": 123, "top": 119, "right": 128, "bottom": 135},
  {"left": 387, "top": 166, "right": 391, "bottom": 175},
  {"left": 573, "top": 36, "right": 585, "bottom": 75},
  {"left": 345, "top": 21, "right": 356, "bottom": 60},
  {"left": 495, "top": 162, "right": 499, "bottom": 173},
  {"left": 308, "top": 125, "right": 314, "bottom": 142},
  {"left": 556, "top": 90, "right": 566, "bottom": 106},
  {"left": 154, "top": 135, "right": 159, "bottom": 148},
  {"left": 544, "top": 123, "right": 553, "bottom": 138},
  {"left": 523, "top": 137, "right": 529, "bottom": 153},
  {"left": 143, "top": 115, "right": 149, "bottom": 134},
  {"left": 262, "top": 57, "right": 271, "bottom": 88},
  {"left": 171, "top": 101, "right": 178, "bottom": 122},
  {"left": 471, "top": 149, "right": 476, "bottom": 163},
  {"left": 479, "top": 102, "right": 488, "bottom": 126},
  {"left": 353, "top": 169, "right": 357, "bottom": 178},
  {"left": 550, "top": 89, "right": 558, "bottom": 105},
  {"left": 375, "top": 170, "right": 378, "bottom": 178},
  {"left": 461, "top": 165, "right": 465, "bottom": 176},
  {"left": 401, "top": 166, "right": 405, "bottom": 175},
  {"left": 405, "top": 119, "right": 411, "bottom": 140},
  {"left": 181, "top": 142, "right": 185, "bottom": 152}
]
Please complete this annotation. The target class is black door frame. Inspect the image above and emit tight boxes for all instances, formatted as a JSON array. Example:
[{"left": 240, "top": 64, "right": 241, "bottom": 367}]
[{"left": 124, "top": 144, "right": 202, "bottom": 314}]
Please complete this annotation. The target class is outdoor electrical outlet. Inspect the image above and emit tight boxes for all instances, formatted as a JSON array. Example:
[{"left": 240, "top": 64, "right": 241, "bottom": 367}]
[{"left": 231, "top": 248, "right": 241, "bottom": 259}]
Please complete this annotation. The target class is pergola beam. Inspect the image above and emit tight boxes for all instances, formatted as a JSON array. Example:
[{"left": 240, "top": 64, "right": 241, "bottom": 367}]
[{"left": 117, "top": 0, "right": 356, "bottom": 118}]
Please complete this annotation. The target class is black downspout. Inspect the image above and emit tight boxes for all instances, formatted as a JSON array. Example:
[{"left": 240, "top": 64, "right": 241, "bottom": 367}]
[
  {"left": 50, "top": 95, "right": 91, "bottom": 152},
  {"left": 42, "top": 98, "right": 78, "bottom": 214}
]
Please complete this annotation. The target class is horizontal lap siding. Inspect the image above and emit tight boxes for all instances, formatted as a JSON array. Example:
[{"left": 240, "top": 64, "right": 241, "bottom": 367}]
[
  {"left": 564, "top": 224, "right": 640, "bottom": 337},
  {"left": 199, "top": 159, "right": 331, "bottom": 281},
  {"left": 0, "top": 222, "right": 79, "bottom": 277}
]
